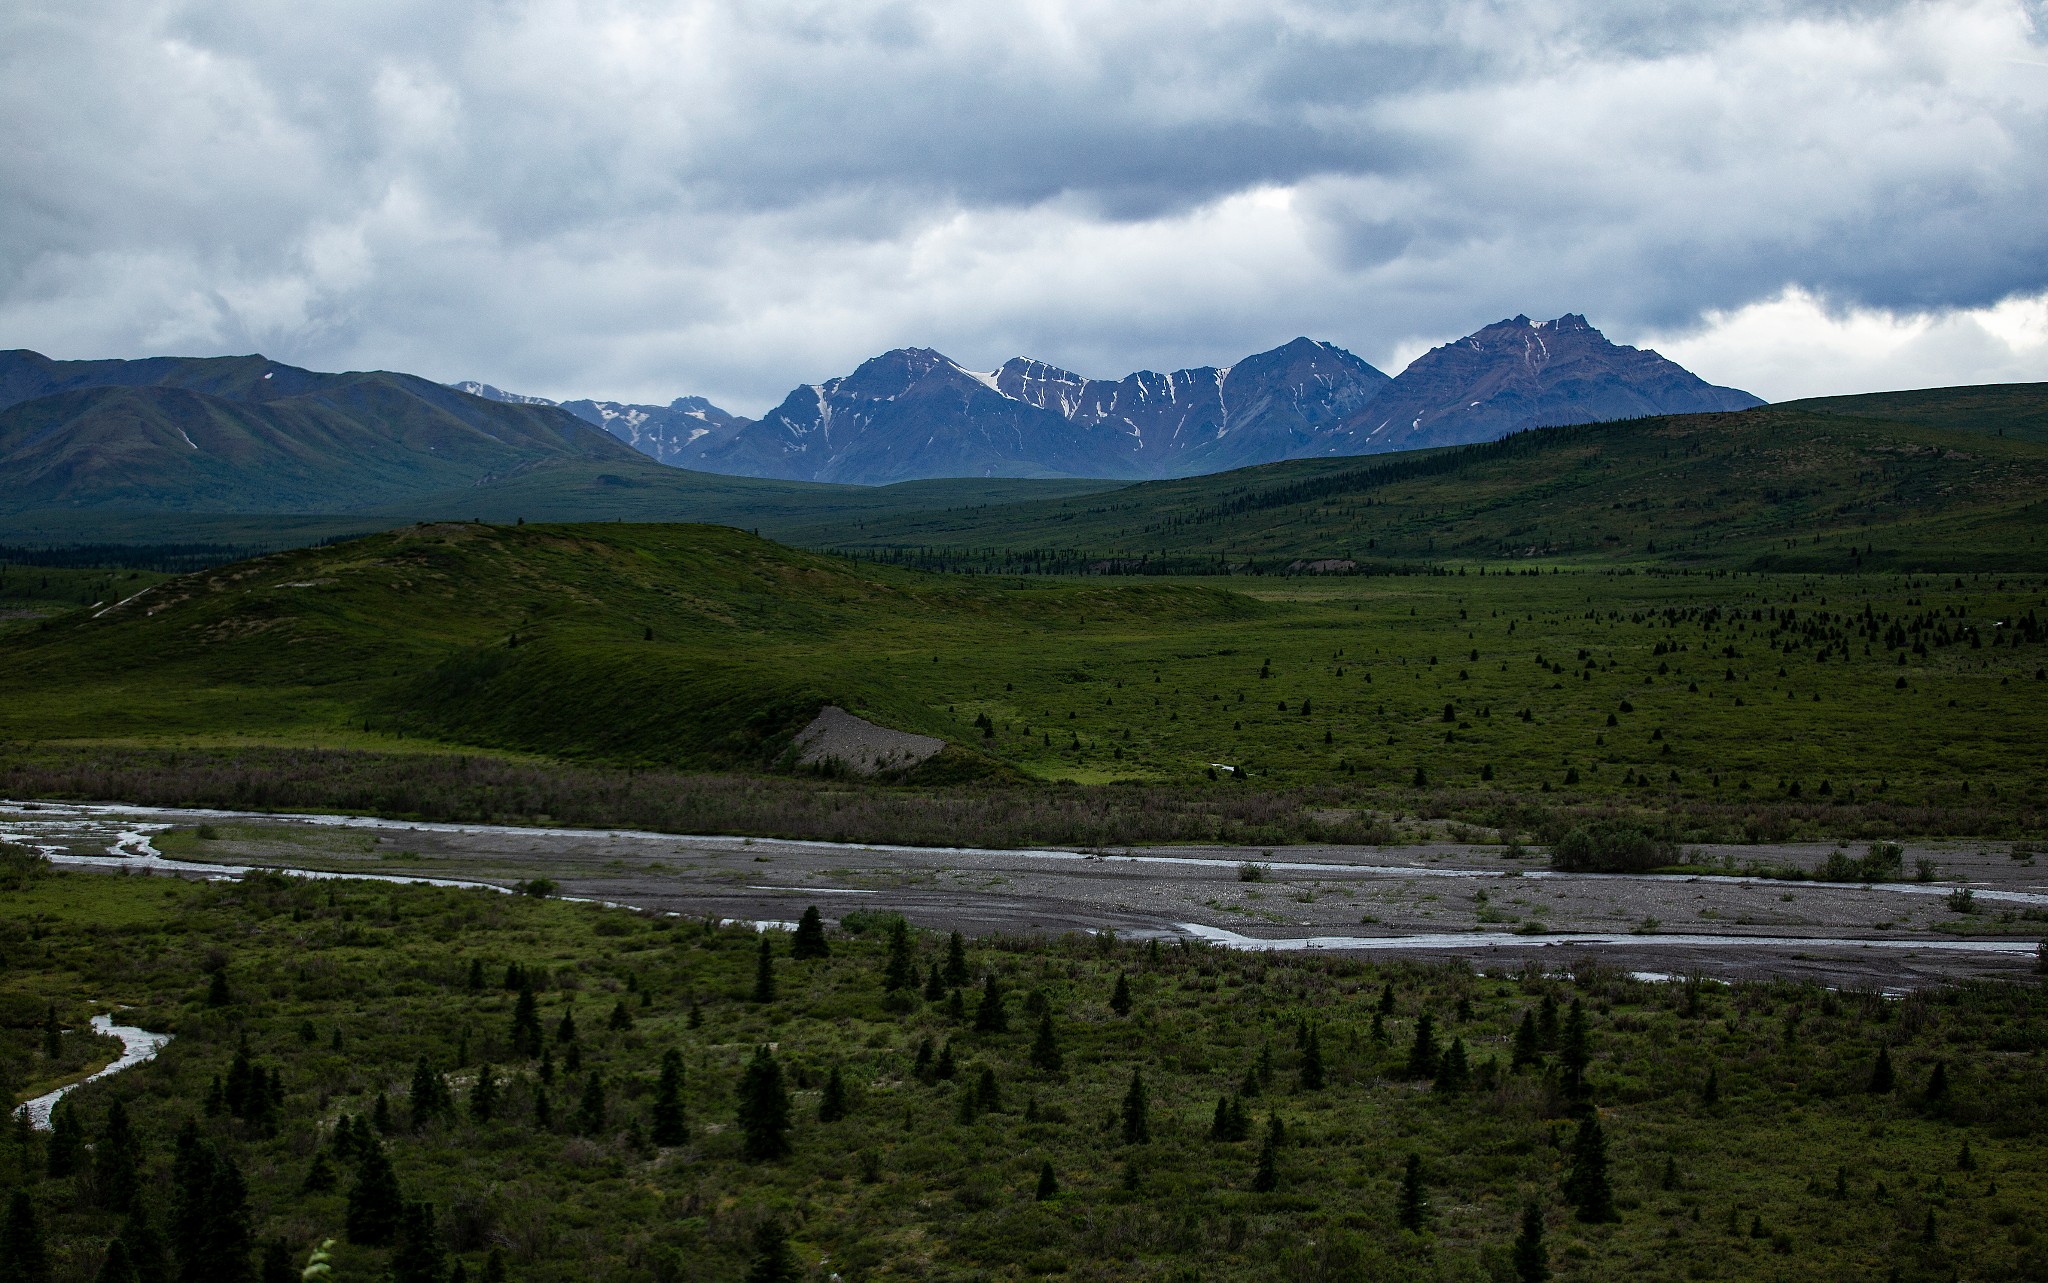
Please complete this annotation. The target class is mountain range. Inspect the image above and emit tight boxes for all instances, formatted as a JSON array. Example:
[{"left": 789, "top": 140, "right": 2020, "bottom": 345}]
[{"left": 469, "top": 314, "right": 1762, "bottom": 485}]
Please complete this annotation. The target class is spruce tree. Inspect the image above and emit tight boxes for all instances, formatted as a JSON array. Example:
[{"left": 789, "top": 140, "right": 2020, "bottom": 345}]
[
  {"left": 46, "top": 1101, "right": 82, "bottom": 1178},
  {"left": 1511, "top": 1011, "right": 1539, "bottom": 1070},
  {"left": 1405, "top": 1014, "right": 1438, "bottom": 1079},
  {"left": 2, "top": 1190, "right": 49, "bottom": 1283},
  {"left": 95, "top": 1239, "right": 136, "bottom": 1283},
  {"left": 1035, "top": 1160, "right": 1059, "bottom": 1200},
  {"left": 912, "top": 1038, "right": 935, "bottom": 1084},
  {"left": 607, "top": 1000, "right": 632, "bottom": 1032},
  {"left": 97, "top": 1100, "right": 142, "bottom": 1213},
  {"left": 819, "top": 1067, "right": 848, "bottom": 1123},
  {"left": 410, "top": 1058, "right": 451, "bottom": 1130},
  {"left": 882, "top": 919, "right": 916, "bottom": 993},
  {"left": 1702, "top": 1065, "right": 1719, "bottom": 1106},
  {"left": 1563, "top": 1115, "right": 1616, "bottom": 1222},
  {"left": 1210, "top": 1095, "right": 1234, "bottom": 1141},
  {"left": 556, "top": 1010, "right": 578, "bottom": 1045},
  {"left": 791, "top": 907, "right": 830, "bottom": 960},
  {"left": 935, "top": 1040, "right": 956, "bottom": 1081},
  {"left": 224, "top": 1039, "right": 254, "bottom": 1119},
  {"left": 1923, "top": 1060, "right": 1949, "bottom": 1106},
  {"left": 972, "top": 972, "right": 1006, "bottom": 1032},
  {"left": 532, "top": 1087, "right": 552, "bottom": 1130},
  {"left": 205, "top": 972, "right": 231, "bottom": 1008},
  {"left": 1869, "top": 1046, "right": 1895, "bottom": 1094},
  {"left": 975, "top": 1067, "right": 1002, "bottom": 1114},
  {"left": 121, "top": 1209, "right": 166, "bottom": 1283},
  {"left": 1120, "top": 1069, "right": 1149, "bottom": 1144},
  {"left": 469, "top": 1065, "right": 498, "bottom": 1124},
  {"left": 390, "top": 1202, "right": 447, "bottom": 1283},
  {"left": 737, "top": 1046, "right": 792, "bottom": 1161},
  {"left": 302, "top": 1151, "right": 338, "bottom": 1194},
  {"left": 1434, "top": 1038, "right": 1470, "bottom": 1092},
  {"left": 744, "top": 1221, "right": 798, "bottom": 1283},
  {"left": 1251, "top": 1129, "right": 1278, "bottom": 1192},
  {"left": 753, "top": 935, "right": 777, "bottom": 1003},
  {"left": 1559, "top": 1000, "right": 1590, "bottom": 1100},
  {"left": 1511, "top": 1200, "right": 1549, "bottom": 1283},
  {"left": 652, "top": 1050, "right": 688, "bottom": 1146},
  {"left": 1537, "top": 993, "right": 1559, "bottom": 1047},
  {"left": 483, "top": 1249, "right": 507, "bottom": 1283},
  {"left": 345, "top": 1142, "right": 403, "bottom": 1246},
  {"left": 576, "top": 1073, "right": 607, "bottom": 1136},
  {"left": 1398, "top": 1153, "right": 1428, "bottom": 1231},
  {"left": 1377, "top": 982, "right": 1396, "bottom": 1016},
  {"left": 1109, "top": 973, "right": 1132, "bottom": 1017},
  {"left": 922, "top": 963, "right": 946, "bottom": 1002},
  {"left": 171, "top": 1131, "right": 253, "bottom": 1283},
  {"left": 1029, "top": 1011, "right": 1062, "bottom": 1073},
  {"left": 508, "top": 985, "right": 541, "bottom": 1058},
  {"left": 1298, "top": 1025, "right": 1325, "bottom": 1091},
  {"left": 943, "top": 931, "right": 969, "bottom": 988},
  {"left": 466, "top": 959, "right": 485, "bottom": 992}
]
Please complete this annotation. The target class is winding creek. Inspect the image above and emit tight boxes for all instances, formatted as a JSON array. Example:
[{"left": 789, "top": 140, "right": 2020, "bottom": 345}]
[{"left": 22, "top": 1014, "right": 171, "bottom": 1130}]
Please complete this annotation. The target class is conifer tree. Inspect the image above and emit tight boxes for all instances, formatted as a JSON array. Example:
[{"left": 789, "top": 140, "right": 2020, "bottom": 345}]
[
  {"left": 1434, "top": 1038, "right": 1470, "bottom": 1092},
  {"left": 469, "top": 1065, "right": 499, "bottom": 1124},
  {"left": 1377, "top": 982, "right": 1396, "bottom": 1016},
  {"left": 1511, "top": 1011, "right": 1539, "bottom": 1070},
  {"left": 224, "top": 1039, "right": 254, "bottom": 1119},
  {"left": 172, "top": 1128, "right": 253, "bottom": 1283},
  {"left": 753, "top": 935, "right": 777, "bottom": 1003},
  {"left": 1121, "top": 1069, "right": 1149, "bottom": 1144},
  {"left": 943, "top": 932, "right": 969, "bottom": 988},
  {"left": 819, "top": 1067, "right": 848, "bottom": 1123},
  {"left": 390, "top": 1202, "right": 447, "bottom": 1283},
  {"left": 95, "top": 1238, "right": 136, "bottom": 1283},
  {"left": 912, "top": 1038, "right": 935, "bottom": 1084},
  {"left": 532, "top": 1087, "right": 552, "bottom": 1130},
  {"left": 1559, "top": 1000, "right": 1590, "bottom": 1100},
  {"left": 1869, "top": 1046, "right": 1895, "bottom": 1093},
  {"left": 972, "top": 972, "right": 1006, "bottom": 1033},
  {"left": 482, "top": 1248, "right": 508, "bottom": 1283},
  {"left": 607, "top": 1000, "right": 632, "bottom": 1031},
  {"left": 1398, "top": 1153, "right": 1428, "bottom": 1231},
  {"left": 1923, "top": 1060, "right": 1949, "bottom": 1106},
  {"left": 96, "top": 1100, "right": 142, "bottom": 1213},
  {"left": 508, "top": 985, "right": 542, "bottom": 1058},
  {"left": 935, "top": 1040, "right": 956, "bottom": 1081},
  {"left": 1537, "top": 993, "right": 1559, "bottom": 1047},
  {"left": 922, "top": 963, "right": 946, "bottom": 1002},
  {"left": 883, "top": 919, "right": 916, "bottom": 993},
  {"left": 576, "top": 1073, "right": 607, "bottom": 1136},
  {"left": 1368, "top": 1010, "right": 1385, "bottom": 1044},
  {"left": 121, "top": 1208, "right": 166, "bottom": 1283},
  {"left": 2, "top": 1190, "right": 49, "bottom": 1283},
  {"left": 744, "top": 1221, "right": 798, "bottom": 1283},
  {"left": 975, "top": 1067, "right": 1002, "bottom": 1114},
  {"left": 1251, "top": 1128, "right": 1279, "bottom": 1192},
  {"left": 1511, "top": 1200, "right": 1548, "bottom": 1283},
  {"left": 1029, "top": 1010, "right": 1063, "bottom": 1073},
  {"left": 737, "top": 1046, "right": 792, "bottom": 1161},
  {"left": 466, "top": 959, "right": 485, "bottom": 992},
  {"left": 205, "top": 972, "right": 231, "bottom": 1008},
  {"left": 345, "top": 1142, "right": 403, "bottom": 1246},
  {"left": 1035, "top": 1160, "right": 1059, "bottom": 1200},
  {"left": 258, "top": 1240, "right": 295, "bottom": 1283},
  {"left": 1563, "top": 1115, "right": 1616, "bottom": 1222},
  {"left": 302, "top": 1151, "right": 338, "bottom": 1194},
  {"left": 652, "top": 1050, "right": 688, "bottom": 1145},
  {"left": 1702, "top": 1064, "right": 1719, "bottom": 1106},
  {"left": 1211, "top": 1095, "right": 1234, "bottom": 1141},
  {"left": 46, "top": 1101, "right": 82, "bottom": 1178},
  {"left": 1109, "top": 973, "right": 1132, "bottom": 1017},
  {"left": 791, "top": 907, "right": 830, "bottom": 960},
  {"left": 556, "top": 1010, "right": 578, "bottom": 1045},
  {"left": 1299, "top": 1025, "right": 1325, "bottom": 1091},
  {"left": 1405, "top": 1014, "right": 1438, "bottom": 1079}
]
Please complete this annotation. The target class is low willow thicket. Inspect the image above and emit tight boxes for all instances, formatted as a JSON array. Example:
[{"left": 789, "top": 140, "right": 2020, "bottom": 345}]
[{"left": 0, "top": 870, "right": 2044, "bottom": 1282}]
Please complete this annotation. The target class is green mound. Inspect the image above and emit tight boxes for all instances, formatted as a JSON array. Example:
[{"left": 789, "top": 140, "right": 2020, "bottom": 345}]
[{"left": 0, "top": 521, "right": 1254, "bottom": 770}]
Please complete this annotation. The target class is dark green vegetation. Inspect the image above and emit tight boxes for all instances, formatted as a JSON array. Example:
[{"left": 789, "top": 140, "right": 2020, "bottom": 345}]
[
  {"left": 4, "top": 869, "right": 2045, "bottom": 1281},
  {"left": 3, "top": 519, "right": 2044, "bottom": 842},
  {"left": 782, "top": 388, "right": 2048, "bottom": 573}
]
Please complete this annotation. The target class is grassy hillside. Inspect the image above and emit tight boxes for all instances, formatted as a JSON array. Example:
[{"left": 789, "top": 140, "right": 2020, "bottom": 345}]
[
  {"left": 1785, "top": 383, "right": 2048, "bottom": 445},
  {"left": 781, "top": 393, "right": 2048, "bottom": 573},
  {"left": 3, "top": 522, "right": 2044, "bottom": 839},
  {"left": 4, "top": 869, "right": 2045, "bottom": 1283}
]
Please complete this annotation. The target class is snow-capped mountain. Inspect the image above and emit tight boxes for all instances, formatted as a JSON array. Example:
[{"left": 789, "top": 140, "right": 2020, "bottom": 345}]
[{"left": 456, "top": 315, "right": 1763, "bottom": 483}]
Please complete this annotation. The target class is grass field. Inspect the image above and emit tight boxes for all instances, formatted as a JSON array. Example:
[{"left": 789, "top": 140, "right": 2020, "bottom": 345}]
[
  {"left": 0, "top": 521, "right": 2042, "bottom": 843},
  {"left": 0, "top": 867, "right": 2042, "bottom": 1283}
]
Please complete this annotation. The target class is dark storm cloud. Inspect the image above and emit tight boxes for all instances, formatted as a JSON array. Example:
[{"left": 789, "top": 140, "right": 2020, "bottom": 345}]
[{"left": 1, "top": 0, "right": 2043, "bottom": 409}]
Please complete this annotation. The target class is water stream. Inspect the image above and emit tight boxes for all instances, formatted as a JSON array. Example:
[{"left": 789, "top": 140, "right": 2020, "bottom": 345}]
[{"left": 21, "top": 1014, "right": 172, "bottom": 1130}]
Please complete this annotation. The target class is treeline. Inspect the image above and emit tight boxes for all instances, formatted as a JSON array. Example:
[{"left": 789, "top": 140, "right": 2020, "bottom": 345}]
[{"left": 0, "top": 544, "right": 257, "bottom": 574}]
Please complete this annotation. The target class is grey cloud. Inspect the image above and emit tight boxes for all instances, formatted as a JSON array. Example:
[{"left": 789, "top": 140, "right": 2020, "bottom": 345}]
[{"left": 0, "top": 0, "right": 2041, "bottom": 412}]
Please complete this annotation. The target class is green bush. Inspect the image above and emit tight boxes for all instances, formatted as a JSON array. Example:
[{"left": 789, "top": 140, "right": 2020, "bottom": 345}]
[{"left": 1549, "top": 821, "right": 1676, "bottom": 873}]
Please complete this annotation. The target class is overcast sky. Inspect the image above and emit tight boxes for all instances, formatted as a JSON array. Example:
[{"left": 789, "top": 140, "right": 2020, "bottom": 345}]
[{"left": 4, "top": 0, "right": 2045, "bottom": 415}]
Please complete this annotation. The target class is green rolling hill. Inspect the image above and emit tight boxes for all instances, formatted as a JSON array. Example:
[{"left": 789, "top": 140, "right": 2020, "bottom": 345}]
[{"left": 777, "top": 388, "right": 2048, "bottom": 572}]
